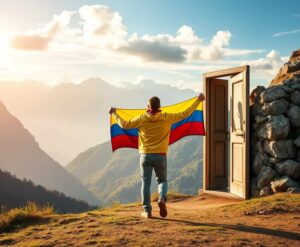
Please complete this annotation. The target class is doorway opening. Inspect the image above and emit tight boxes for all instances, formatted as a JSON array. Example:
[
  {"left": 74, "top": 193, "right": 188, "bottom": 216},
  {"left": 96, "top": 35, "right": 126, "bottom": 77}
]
[{"left": 203, "top": 66, "right": 250, "bottom": 199}]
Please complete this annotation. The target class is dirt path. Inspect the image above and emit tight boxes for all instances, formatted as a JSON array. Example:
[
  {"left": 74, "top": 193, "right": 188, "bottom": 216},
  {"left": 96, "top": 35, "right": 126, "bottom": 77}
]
[{"left": 0, "top": 193, "right": 299, "bottom": 247}]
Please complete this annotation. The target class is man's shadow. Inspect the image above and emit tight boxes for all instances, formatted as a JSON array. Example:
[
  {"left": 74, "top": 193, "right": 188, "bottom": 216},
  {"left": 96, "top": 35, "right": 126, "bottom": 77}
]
[{"left": 151, "top": 217, "right": 300, "bottom": 241}]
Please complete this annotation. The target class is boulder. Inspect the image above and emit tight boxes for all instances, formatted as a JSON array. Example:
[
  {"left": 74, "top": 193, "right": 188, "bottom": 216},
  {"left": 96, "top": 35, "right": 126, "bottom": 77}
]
[
  {"left": 255, "top": 115, "right": 268, "bottom": 124},
  {"left": 288, "top": 60, "right": 300, "bottom": 73},
  {"left": 261, "top": 99, "right": 289, "bottom": 116},
  {"left": 290, "top": 90, "right": 300, "bottom": 106},
  {"left": 287, "top": 105, "right": 300, "bottom": 127},
  {"left": 250, "top": 178, "right": 260, "bottom": 197},
  {"left": 258, "top": 115, "right": 290, "bottom": 140},
  {"left": 290, "top": 83, "right": 300, "bottom": 90},
  {"left": 282, "top": 85, "right": 295, "bottom": 93},
  {"left": 250, "top": 86, "right": 265, "bottom": 105},
  {"left": 256, "top": 166, "right": 277, "bottom": 189},
  {"left": 263, "top": 139, "right": 296, "bottom": 158},
  {"left": 252, "top": 152, "right": 270, "bottom": 176},
  {"left": 269, "top": 157, "right": 283, "bottom": 164},
  {"left": 271, "top": 176, "right": 299, "bottom": 193},
  {"left": 259, "top": 185, "right": 273, "bottom": 197},
  {"left": 250, "top": 102, "right": 263, "bottom": 118},
  {"left": 287, "top": 187, "right": 300, "bottom": 194},
  {"left": 252, "top": 153, "right": 263, "bottom": 176},
  {"left": 294, "top": 135, "right": 300, "bottom": 147},
  {"left": 275, "top": 159, "right": 300, "bottom": 179},
  {"left": 260, "top": 87, "right": 287, "bottom": 103}
]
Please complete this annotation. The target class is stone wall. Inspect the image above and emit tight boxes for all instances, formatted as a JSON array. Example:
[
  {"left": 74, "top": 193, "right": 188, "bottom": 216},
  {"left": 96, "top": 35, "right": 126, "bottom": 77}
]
[{"left": 250, "top": 51, "right": 300, "bottom": 197}]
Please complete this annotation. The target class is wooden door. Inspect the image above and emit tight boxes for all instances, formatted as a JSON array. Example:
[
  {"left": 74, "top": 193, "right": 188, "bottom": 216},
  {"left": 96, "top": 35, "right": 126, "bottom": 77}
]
[
  {"left": 229, "top": 70, "right": 249, "bottom": 199},
  {"left": 210, "top": 79, "right": 228, "bottom": 190}
]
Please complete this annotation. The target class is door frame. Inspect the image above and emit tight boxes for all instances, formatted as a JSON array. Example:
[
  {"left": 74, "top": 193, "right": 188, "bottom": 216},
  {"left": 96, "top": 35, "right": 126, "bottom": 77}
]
[{"left": 203, "top": 65, "right": 250, "bottom": 199}]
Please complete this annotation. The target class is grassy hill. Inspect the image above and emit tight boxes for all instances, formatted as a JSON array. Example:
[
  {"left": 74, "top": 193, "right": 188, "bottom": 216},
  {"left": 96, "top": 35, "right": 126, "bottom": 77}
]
[
  {"left": 0, "top": 169, "right": 95, "bottom": 213},
  {"left": 0, "top": 193, "right": 299, "bottom": 246},
  {"left": 66, "top": 136, "right": 203, "bottom": 205}
]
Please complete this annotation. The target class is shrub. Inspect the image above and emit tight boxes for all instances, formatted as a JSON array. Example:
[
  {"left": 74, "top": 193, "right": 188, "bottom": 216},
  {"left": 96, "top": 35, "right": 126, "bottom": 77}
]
[{"left": 0, "top": 202, "right": 54, "bottom": 232}]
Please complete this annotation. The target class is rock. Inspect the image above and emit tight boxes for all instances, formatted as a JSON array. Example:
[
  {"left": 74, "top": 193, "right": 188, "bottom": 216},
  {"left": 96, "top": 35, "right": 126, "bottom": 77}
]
[
  {"left": 259, "top": 185, "right": 273, "bottom": 197},
  {"left": 297, "top": 151, "right": 300, "bottom": 162},
  {"left": 270, "top": 49, "right": 300, "bottom": 86},
  {"left": 260, "top": 86, "right": 287, "bottom": 103},
  {"left": 255, "top": 115, "right": 268, "bottom": 124},
  {"left": 250, "top": 86, "right": 265, "bottom": 105},
  {"left": 251, "top": 178, "right": 260, "bottom": 197},
  {"left": 294, "top": 135, "right": 300, "bottom": 147},
  {"left": 290, "top": 83, "right": 300, "bottom": 90},
  {"left": 287, "top": 187, "right": 300, "bottom": 194},
  {"left": 264, "top": 139, "right": 296, "bottom": 158},
  {"left": 287, "top": 105, "right": 300, "bottom": 127},
  {"left": 269, "top": 157, "right": 283, "bottom": 164},
  {"left": 258, "top": 115, "right": 290, "bottom": 140},
  {"left": 288, "top": 60, "right": 300, "bottom": 73},
  {"left": 275, "top": 159, "right": 300, "bottom": 179},
  {"left": 282, "top": 85, "right": 295, "bottom": 93},
  {"left": 252, "top": 152, "right": 270, "bottom": 176},
  {"left": 271, "top": 176, "right": 299, "bottom": 193},
  {"left": 290, "top": 90, "right": 300, "bottom": 106},
  {"left": 256, "top": 166, "right": 277, "bottom": 189},
  {"left": 261, "top": 99, "right": 289, "bottom": 115},
  {"left": 250, "top": 102, "right": 263, "bottom": 118},
  {"left": 252, "top": 153, "right": 263, "bottom": 176}
]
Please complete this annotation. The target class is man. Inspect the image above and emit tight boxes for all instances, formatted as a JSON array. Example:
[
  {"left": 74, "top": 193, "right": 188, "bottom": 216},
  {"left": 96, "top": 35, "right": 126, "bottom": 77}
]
[{"left": 109, "top": 93, "right": 205, "bottom": 219}]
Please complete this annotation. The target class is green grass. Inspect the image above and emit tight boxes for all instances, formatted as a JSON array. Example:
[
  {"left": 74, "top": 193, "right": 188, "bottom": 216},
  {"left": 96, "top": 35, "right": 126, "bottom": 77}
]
[{"left": 0, "top": 202, "right": 54, "bottom": 232}]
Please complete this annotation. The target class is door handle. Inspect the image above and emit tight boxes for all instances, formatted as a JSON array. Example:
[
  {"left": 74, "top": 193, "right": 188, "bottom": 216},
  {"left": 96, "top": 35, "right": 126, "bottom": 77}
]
[{"left": 236, "top": 132, "right": 245, "bottom": 137}]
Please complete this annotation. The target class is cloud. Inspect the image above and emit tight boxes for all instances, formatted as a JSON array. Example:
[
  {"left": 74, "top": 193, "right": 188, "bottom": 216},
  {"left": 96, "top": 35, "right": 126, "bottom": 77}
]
[
  {"left": 241, "top": 50, "right": 286, "bottom": 76},
  {"left": 10, "top": 11, "right": 75, "bottom": 51},
  {"left": 79, "top": 5, "right": 127, "bottom": 48},
  {"left": 117, "top": 27, "right": 233, "bottom": 62},
  {"left": 119, "top": 34, "right": 187, "bottom": 62},
  {"left": 7, "top": 4, "right": 266, "bottom": 67},
  {"left": 272, "top": 29, "right": 300, "bottom": 37}
]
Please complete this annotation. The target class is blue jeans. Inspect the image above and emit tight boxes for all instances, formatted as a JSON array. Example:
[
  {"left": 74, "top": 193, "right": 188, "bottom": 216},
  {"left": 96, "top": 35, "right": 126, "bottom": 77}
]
[{"left": 139, "top": 153, "right": 168, "bottom": 213}]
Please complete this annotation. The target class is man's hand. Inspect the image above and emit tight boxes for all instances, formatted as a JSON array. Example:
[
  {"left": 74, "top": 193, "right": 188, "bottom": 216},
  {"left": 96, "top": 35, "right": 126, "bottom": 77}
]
[
  {"left": 198, "top": 93, "right": 205, "bottom": 101},
  {"left": 109, "top": 107, "right": 116, "bottom": 114}
]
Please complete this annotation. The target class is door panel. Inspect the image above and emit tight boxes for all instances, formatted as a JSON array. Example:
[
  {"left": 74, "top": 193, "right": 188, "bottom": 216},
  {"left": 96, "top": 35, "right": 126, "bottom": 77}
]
[
  {"left": 210, "top": 79, "right": 228, "bottom": 189},
  {"left": 229, "top": 70, "right": 249, "bottom": 198}
]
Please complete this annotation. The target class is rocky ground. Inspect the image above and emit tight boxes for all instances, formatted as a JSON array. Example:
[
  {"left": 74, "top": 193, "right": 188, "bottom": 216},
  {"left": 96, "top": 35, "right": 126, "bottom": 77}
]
[{"left": 0, "top": 193, "right": 299, "bottom": 246}]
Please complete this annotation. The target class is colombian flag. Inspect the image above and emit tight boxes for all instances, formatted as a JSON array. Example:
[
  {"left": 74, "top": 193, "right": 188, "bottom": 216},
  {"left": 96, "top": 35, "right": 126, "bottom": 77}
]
[{"left": 110, "top": 97, "right": 205, "bottom": 152}]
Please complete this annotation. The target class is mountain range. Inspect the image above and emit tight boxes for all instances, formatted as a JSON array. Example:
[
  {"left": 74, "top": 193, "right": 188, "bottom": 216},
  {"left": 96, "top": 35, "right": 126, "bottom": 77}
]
[
  {"left": 66, "top": 136, "right": 203, "bottom": 205},
  {"left": 0, "top": 78, "right": 196, "bottom": 164},
  {"left": 0, "top": 101, "right": 98, "bottom": 206}
]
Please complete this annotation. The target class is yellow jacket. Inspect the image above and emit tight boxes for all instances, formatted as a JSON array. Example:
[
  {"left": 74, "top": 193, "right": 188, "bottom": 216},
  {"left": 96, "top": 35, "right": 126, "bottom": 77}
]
[{"left": 112, "top": 97, "right": 201, "bottom": 154}]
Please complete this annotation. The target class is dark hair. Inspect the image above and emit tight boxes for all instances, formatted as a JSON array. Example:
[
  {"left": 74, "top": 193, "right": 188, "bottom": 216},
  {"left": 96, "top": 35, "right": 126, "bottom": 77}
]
[{"left": 149, "top": 96, "right": 160, "bottom": 111}]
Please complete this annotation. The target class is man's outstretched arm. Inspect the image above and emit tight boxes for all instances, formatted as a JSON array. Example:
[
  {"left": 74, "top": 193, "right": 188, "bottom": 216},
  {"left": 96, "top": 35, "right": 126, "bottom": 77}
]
[
  {"left": 110, "top": 107, "right": 144, "bottom": 129},
  {"left": 166, "top": 93, "right": 205, "bottom": 123}
]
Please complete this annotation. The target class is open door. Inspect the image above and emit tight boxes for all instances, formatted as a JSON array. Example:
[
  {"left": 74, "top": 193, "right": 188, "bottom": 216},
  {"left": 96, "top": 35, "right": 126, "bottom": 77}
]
[
  {"left": 210, "top": 78, "right": 228, "bottom": 190},
  {"left": 203, "top": 66, "right": 249, "bottom": 199},
  {"left": 229, "top": 71, "right": 249, "bottom": 198}
]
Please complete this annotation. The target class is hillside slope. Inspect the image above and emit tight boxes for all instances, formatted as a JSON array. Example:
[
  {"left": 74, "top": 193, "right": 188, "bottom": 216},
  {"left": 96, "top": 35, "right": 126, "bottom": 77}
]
[
  {"left": 0, "top": 169, "right": 95, "bottom": 213},
  {"left": 0, "top": 193, "right": 299, "bottom": 246},
  {"left": 66, "top": 136, "right": 203, "bottom": 204},
  {"left": 0, "top": 101, "right": 99, "bottom": 206}
]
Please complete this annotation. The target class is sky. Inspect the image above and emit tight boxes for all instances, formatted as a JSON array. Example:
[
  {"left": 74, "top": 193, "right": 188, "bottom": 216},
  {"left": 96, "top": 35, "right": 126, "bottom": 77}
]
[{"left": 0, "top": 0, "right": 299, "bottom": 91}]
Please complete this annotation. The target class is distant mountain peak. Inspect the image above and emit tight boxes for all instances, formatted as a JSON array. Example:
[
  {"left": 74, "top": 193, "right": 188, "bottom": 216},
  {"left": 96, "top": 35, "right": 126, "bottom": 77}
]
[{"left": 80, "top": 77, "right": 113, "bottom": 88}]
